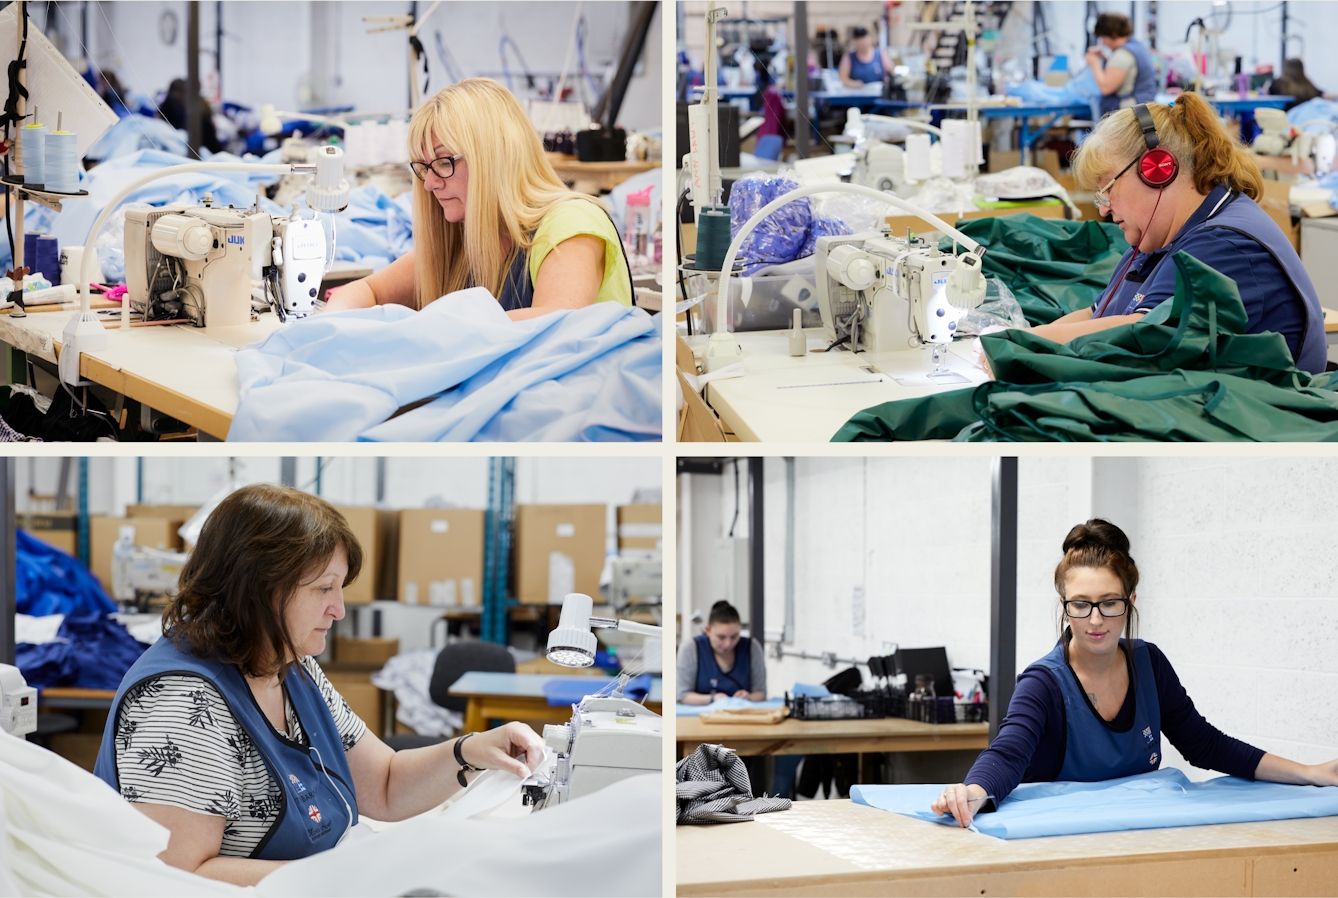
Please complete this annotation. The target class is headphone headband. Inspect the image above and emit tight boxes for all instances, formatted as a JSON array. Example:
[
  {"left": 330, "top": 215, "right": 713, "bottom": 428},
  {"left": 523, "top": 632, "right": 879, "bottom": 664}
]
[{"left": 1134, "top": 104, "right": 1160, "bottom": 150}]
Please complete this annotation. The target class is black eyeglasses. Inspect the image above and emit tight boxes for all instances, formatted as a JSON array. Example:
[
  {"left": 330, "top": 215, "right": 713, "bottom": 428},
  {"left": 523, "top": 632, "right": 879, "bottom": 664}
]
[
  {"left": 408, "top": 153, "right": 463, "bottom": 181},
  {"left": 1063, "top": 598, "right": 1130, "bottom": 619},
  {"left": 1093, "top": 157, "right": 1139, "bottom": 209}
]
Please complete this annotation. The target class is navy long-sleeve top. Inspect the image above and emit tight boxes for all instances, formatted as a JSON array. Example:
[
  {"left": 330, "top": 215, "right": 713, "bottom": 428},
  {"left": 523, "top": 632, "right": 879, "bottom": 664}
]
[{"left": 966, "top": 640, "right": 1265, "bottom": 806}]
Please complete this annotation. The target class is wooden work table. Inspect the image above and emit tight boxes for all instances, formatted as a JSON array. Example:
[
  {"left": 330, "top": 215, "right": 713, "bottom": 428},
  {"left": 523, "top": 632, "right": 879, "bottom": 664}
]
[
  {"left": 675, "top": 717, "right": 988, "bottom": 759},
  {"left": 677, "top": 798, "right": 1338, "bottom": 896}
]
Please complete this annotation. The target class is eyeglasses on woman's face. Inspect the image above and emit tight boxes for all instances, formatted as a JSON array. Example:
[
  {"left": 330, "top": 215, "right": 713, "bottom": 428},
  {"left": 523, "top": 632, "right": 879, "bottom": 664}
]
[
  {"left": 408, "top": 153, "right": 464, "bottom": 181},
  {"left": 1093, "top": 156, "right": 1139, "bottom": 210},
  {"left": 1063, "top": 597, "right": 1130, "bottom": 619}
]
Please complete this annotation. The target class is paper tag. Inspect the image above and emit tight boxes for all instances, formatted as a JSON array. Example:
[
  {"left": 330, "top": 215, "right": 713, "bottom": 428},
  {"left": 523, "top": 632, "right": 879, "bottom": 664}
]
[
  {"left": 618, "top": 523, "right": 663, "bottom": 538},
  {"left": 548, "top": 552, "right": 576, "bottom": 605},
  {"left": 555, "top": 523, "right": 575, "bottom": 538},
  {"left": 430, "top": 519, "right": 449, "bottom": 534},
  {"left": 404, "top": 582, "right": 419, "bottom": 605},
  {"left": 461, "top": 577, "right": 476, "bottom": 607},
  {"left": 429, "top": 580, "right": 457, "bottom": 607}
]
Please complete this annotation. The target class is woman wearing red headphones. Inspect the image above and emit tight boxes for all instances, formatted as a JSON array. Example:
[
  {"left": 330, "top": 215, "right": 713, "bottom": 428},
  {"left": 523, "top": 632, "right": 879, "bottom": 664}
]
[{"left": 1028, "top": 93, "right": 1328, "bottom": 375}]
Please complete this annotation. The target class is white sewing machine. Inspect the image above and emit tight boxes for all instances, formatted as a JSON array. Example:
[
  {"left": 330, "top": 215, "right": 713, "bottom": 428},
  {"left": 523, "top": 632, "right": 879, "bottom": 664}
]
[
  {"left": 124, "top": 197, "right": 330, "bottom": 328},
  {"left": 1252, "top": 107, "right": 1338, "bottom": 174},
  {"left": 0, "top": 664, "right": 37, "bottom": 738},
  {"left": 110, "top": 526, "right": 187, "bottom": 609},
  {"left": 815, "top": 229, "right": 986, "bottom": 357},
  {"left": 526, "top": 691, "right": 662, "bottom": 810}
]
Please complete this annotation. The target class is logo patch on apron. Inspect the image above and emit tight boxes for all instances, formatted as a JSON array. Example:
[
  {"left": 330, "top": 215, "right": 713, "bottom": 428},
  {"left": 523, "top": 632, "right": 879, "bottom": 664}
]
[
  {"left": 1143, "top": 726, "right": 1154, "bottom": 744},
  {"left": 1149, "top": 752, "right": 1159, "bottom": 766},
  {"left": 308, "top": 804, "right": 322, "bottom": 824}
]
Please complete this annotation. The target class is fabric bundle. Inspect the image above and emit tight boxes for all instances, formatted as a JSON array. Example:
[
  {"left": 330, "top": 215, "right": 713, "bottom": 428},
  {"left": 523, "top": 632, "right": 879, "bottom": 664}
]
[
  {"left": 676, "top": 743, "right": 791, "bottom": 824},
  {"left": 728, "top": 175, "right": 851, "bottom": 274}
]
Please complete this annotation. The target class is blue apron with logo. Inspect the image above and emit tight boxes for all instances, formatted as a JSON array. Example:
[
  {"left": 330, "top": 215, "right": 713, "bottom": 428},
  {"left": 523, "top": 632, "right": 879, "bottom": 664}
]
[
  {"left": 694, "top": 633, "right": 752, "bottom": 695},
  {"left": 94, "top": 636, "right": 357, "bottom": 860},
  {"left": 1030, "top": 637, "right": 1162, "bottom": 781},
  {"left": 1100, "top": 39, "right": 1158, "bottom": 114}
]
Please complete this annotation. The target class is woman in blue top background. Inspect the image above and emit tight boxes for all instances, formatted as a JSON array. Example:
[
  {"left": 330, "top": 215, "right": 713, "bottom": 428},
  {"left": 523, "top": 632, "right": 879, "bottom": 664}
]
[
  {"left": 1027, "top": 92, "right": 1327, "bottom": 375},
  {"left": 1086, "top": 12, "right": 1157, "bottom": 114},
  {"left": 838, "top": 26, "right": 893, "bottom": 88},
  {"left": 94, "top": 485, "right": 544, "bottom": 886},
  {"left": 932, "top": 519, "right": 1338, "bottom": 828},
  {"left": 677, "top": 601, "right": 767, "bottom": 704}
]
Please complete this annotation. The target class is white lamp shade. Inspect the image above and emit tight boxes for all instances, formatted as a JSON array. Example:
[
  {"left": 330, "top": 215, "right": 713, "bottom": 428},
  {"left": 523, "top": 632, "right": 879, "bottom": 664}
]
[{"left": 546, "top": 593, "right": 598, "bottom": 667}]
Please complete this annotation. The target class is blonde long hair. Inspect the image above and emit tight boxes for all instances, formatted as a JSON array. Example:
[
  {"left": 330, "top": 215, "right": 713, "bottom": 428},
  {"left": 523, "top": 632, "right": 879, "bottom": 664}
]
[
  {"left": 408, "top": 78, "right": 606, "bottom": 308},
  {"left": 1071, "top": 92, "right": 1264, "bottom": 201}
]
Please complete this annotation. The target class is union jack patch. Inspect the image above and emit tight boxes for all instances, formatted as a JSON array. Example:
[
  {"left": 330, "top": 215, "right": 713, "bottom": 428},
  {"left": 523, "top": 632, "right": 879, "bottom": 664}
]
[{"left": 308, "top": 804, "right": 322, "bottom": 824}]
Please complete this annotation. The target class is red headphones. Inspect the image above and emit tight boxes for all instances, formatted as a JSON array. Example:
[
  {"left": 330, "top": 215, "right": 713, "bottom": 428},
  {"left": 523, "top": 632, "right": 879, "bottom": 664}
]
[{"left": 1134, "top": 104, "right": 1178, "bottom": 188}]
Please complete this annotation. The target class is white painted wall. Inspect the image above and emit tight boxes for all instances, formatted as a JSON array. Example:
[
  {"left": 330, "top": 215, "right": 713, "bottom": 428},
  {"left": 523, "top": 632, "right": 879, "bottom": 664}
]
[
  {"left": 34, "top": 1, "right": 661, "bottom": 133},
  {"left": 682, "top": 455, "right": 1338, "bottom": 778}
]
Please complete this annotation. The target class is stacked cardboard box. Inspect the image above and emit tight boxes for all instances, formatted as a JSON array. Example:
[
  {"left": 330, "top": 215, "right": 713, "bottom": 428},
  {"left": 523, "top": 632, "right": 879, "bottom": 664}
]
[
  {"left": 398, "top": 509, "right": 485, "bottom": 607},
  {"left": 332, "top": 506, "right": 400, "bottom": 604},
  {"left": 616, "top": 504, "right": 662, "bottom": 552},
  {"left": 514, "top": 504, "right": 606, "bottom": 604},
  {"left": 89, "top": 506, "right": 197, "bottom": 592}
]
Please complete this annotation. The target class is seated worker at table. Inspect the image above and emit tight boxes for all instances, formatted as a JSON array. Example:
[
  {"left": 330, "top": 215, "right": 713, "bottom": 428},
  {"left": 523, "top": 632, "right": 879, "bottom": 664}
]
[
  {"left": 931, "top": 519, "right": 1338, "bottom": 829},
  {"left": 1269, "top": 58, "right": 1334, "bottom": 111},
  {"left": 1025, "top": 93, "right": 1328, "bottom": 375},
  {"left": 94, "top": 484, "right": 544, "bottom": 886},
  {"left": 677, "top": 601, "right": 767, "bottom": 704},
  {"left": 1085, "top": 13, "right": 1157, "bottom": 115},
  {"left": 324, "top": 78, "right": 632, "bottom": 321},
  {"left": 838, "top": 26, "right": 893, "bottom": 88}
]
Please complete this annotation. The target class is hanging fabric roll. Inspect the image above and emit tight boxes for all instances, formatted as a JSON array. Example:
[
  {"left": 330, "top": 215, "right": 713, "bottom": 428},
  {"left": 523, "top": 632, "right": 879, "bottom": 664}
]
[
  {"left": 21, "top": 117, "right": 48, "bottom": 186},
  {"left": 44, "top": 128, "right": 79, "bottom": 193}
]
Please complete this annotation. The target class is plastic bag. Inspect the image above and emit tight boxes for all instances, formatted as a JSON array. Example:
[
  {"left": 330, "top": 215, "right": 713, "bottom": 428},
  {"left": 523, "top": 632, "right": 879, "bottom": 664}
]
[
  {"left": 94, "top": 202, "right": 154, "bottom": 284},
  {"left": 954, "top": 278, "right": 1030, "bottom": 336},
  {"left": 904, "top": 177, "right": 976, "bottom": 215},
  {"left": 727, "top": 173, "right": 853, "bottom": 273}
]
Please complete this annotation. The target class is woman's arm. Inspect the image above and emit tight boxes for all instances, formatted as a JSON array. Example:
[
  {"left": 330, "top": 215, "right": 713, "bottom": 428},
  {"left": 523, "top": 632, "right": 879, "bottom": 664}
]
[
  {"left": 509, "top": 234, "right": 606, "bottom": 321},
  {"left": 1255, "top": 754, "right": 1338, "bottom": 787},
  {"left": 838, "top": 54, "right": 859, "bottom": 88},
  {"left": 681, "top": 690, "right": 726, "bottom": 705},
  {"left": 133, "top": 802, "right": 286, "bottom": 887},
  {"left": 324, "top": 251, "right": 418, "bottom": 311},
  {"left": 344, "top": 722, "right": 544, "bottom": 822},
  {"left": 1026, "top": 311, "right": 1142, "bottom": 344}
]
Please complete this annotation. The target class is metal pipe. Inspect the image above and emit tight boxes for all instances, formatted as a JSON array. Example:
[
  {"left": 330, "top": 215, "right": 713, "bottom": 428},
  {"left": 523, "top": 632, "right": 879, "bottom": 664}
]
[
  {"left": 989, "top": 456, "right": 1018, "bottom": 742},
  {"left": 794, "top": 1, "right": 810, "bottom": 159},
  {"left": 187, "top": 1, "right": 201, "bottom": 156},
  {"left": 280, "top": 458, "right": 297, "bottom": 488},
  {"left": 0, "top": 458, "right": 15, "bottom": 666},
  {"left": 784, "top": 456, "right": 794, "bottom": 644},
  {"left": 771, "top": 645, "right": 867, "bottom": 668},
  {"left": 748, "top": 456, "right": 764, "bottom": 647}
]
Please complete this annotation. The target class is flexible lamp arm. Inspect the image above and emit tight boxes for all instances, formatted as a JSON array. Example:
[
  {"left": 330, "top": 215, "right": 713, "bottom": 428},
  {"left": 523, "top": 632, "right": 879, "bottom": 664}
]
[{"left": 589, "top": 617, "right": 664, "bottom": 638}]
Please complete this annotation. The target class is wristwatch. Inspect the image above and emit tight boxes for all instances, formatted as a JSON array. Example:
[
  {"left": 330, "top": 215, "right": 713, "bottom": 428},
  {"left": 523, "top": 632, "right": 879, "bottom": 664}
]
[{"left": 454, "top": 732, "right": 481, "bottom": 787}]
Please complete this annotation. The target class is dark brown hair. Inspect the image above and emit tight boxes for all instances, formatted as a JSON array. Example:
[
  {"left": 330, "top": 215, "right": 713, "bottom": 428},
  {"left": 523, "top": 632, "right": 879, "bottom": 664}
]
[
  {"left": 1273, "top": 59, "right": 1322, "bottom": 106},
  {"left": 708, "top": 600, "right": 741, "bottom": 626},
  {"left": 1054, "top": 518, "right": 1140, "bottom": 641},
  {"left": 1094, "top": 13, "right": 1133, "bottom": 39},
  {"left": 163, "top": 484, "right": 364, "bottom": 681}
]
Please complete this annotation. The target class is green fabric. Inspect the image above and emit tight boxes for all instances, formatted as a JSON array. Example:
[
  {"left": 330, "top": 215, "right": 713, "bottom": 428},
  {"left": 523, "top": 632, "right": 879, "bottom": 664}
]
[
  {"left": 938, "top": 214, "right": 1129, "bottom": 325},
  {"left": 833, "top": 251, "right": 1338, "bottom": 442}
]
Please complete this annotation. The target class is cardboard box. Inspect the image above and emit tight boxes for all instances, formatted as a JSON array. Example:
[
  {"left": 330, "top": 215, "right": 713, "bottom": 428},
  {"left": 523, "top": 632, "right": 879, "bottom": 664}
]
[
  {"left": 334, "top": 636, "right": 399, "bottom": 667},
  {"left": 332, "top": 506, "right": 399, "bottom": 604},
  {"left": 125, "top": 504, "right": 199, "bottom": 521},
  {"left": 514, "top": 504, "right": 607, "bottom": 605},
  {"left": 617, "top": 504, "right": 663, "bottom": 551},
  {"left": 1259, "top": 177, "right": 1300, "bottom": 253},
  {"left": 1034, "top": 149, "right": 1062, "bottom": 180},
  {"left": 90, "top": 516, "right": 182, "bottom": 592},
  {"left": 987, "top": 148, "right": 1021, "bottom": 173},
  {"left": 19, "top": 511, "right": 77, "bottom": 555},
  {"left": 323, "top": 669, "right": 384, "bottom": 736},
  {"left": 397, "top": 508, "right": 485, "bottom": 607}
]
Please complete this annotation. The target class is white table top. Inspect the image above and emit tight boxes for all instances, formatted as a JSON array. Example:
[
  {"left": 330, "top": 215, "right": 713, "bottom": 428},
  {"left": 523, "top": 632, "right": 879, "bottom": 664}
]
[
  {"left": 0, "top": 308, "right": 285, "bottom": 439},
  {"left": 693, "top": 328, "right": 989, "bottom": 442},
  {"left": 449, "top": 672, "right": 664, "bottom": 703}
]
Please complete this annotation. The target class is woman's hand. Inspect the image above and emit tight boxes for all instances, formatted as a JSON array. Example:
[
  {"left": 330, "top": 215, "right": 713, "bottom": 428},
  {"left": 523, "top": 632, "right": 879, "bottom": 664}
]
[
  {"left": 732, "top": 689, "right": 751, "bottom": 699},
  {"left": 459, "top": 722, "right": 545, "bottom": 780},
  {"left": 930, "top": 783, "right": 989, "bottom": 828},
  {"left": 1303, "top": 760, "right": 1338, "bottom": 787}
]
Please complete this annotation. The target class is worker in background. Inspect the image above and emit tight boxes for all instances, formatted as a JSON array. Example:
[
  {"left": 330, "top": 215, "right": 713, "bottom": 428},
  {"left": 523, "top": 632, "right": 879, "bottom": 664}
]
[
  {"left": 1024, "top": 93, "right": 1328, "bottom": 375},
  {"left": 159, "top": 78, "right": 223, "bottom": 153},
  {"left": 677, "top": 600, "right": 767, "bottom": 704},
  {"left": 1085, "top": 12, "right": 1157, "bottom": 115},
  {"left": 933, "top": 519, "right": 1338, "bottom": 829},
  {"left": 324, "top": 78, "right": 632, "bottom": 320},
  {"left": 838, "top": 25, "right": 893, "bottom": 88},
  {"left": 93, "top": 485, "right": 544, "bottom": 887},
  {"left": 1269, "top": 59, "right": 1332, "bottom": 111}
]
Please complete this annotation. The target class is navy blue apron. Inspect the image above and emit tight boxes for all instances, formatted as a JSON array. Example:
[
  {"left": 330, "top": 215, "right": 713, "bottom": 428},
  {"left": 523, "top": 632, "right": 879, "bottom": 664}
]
[
  {"left": 694, "top": 633, "right": 752, "bottom": 695},
  {"left": 95, "top": 637, "right": 357, "bottom": 860},
  {"left": 847, "top": 50, "right": 884, "bottom": 85},
  {"left": 1030, "top": 636, "right": 1162, "bottom": 781},
  {"left": 1100, "top": 39, "right": 1158, "bottom": 115}
]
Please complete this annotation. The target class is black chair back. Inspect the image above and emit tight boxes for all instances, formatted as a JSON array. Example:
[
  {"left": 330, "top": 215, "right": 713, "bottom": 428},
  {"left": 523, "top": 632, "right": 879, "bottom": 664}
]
[{"left": 428, "top": 641, "right": 516, "bottom": 712}]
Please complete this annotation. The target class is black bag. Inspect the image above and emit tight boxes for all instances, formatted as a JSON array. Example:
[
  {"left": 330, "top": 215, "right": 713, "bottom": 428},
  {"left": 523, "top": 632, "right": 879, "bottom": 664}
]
[{"left": 41, "top": 385, "right": 118, "bottom": 441}]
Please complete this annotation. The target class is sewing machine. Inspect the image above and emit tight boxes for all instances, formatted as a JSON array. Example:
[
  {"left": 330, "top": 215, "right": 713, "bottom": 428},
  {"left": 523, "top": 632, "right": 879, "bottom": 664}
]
[
  {"left": 606, "top": 557, "right": 662, "bottom": 609},
  {"left": 0, "top": 664, "right": 37, "bottom": 738},
  {"left": 525, "top": 690, "right": 662, "bottom": 810},
  {"left": 1252, "top": 107, "right": 1338, "bottom": 174},
  {"left": 110, "top": 526, "right": 187, "bottom": 610},
  {"left": 815, "top": 229, "right": 986, "bottom": 358},
  {"left": 124, "top": 197, "right": 330, "bottom": 328}
]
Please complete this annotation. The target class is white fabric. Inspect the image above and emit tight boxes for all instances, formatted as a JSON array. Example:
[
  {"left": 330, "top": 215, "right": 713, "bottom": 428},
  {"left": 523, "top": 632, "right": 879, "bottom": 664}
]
[
  {"left": 256, "top": 773, "right": 661, "bottom": 897},
  {"left": 13, "top": 615, "right": 63, "bottom": 646},
  {"left": 369, "top": 649, "right": 462, "bottom": 738}
]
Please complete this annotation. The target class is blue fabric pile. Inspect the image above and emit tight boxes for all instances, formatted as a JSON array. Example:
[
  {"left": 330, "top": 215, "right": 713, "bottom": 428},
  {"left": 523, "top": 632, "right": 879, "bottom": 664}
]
[
  {"left": 1287, "top": 97, "right": 1338, "bottom": 131},
  {"left": 1005, "top": 67, "right": 1104, "bottom": 121},
  {"left": 728, "top": 176, "right": 851, "bottom": 274},
  {"left": 675, "top": 697, "right": 784, "bottom": 716},
  {"left": 850, "top": 768, "right": 1338, "bottom": 839},
  {"left": 227, "top": 287, "right": 662, "bottom": 442},
  {"left": 14, "top": 530, "right": 146, "bottom": 690},
  {"left": 542, "top": 674, "right": 654, "bottom": 706}
]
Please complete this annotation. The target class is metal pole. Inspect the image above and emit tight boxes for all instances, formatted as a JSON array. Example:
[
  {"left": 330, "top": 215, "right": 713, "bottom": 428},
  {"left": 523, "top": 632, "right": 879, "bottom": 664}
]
[
  {"left": 794, "top": 1, "right": 810, "bottom": 160},
  {"left": 186, "top": 1, "right": 201, "bottom": 156},
  {"left": 0, "top": 458, "right": 14, "bottom": 666},
  {"left": 783, "top": 456, "right": 794, "bottom": 644},
  {"left": 989, "top": 456, "right": 1018, "bottom": 742},
  {"left": 280, "top": 458, "right": 296, "bottom": 488},
  {"left": 136, "top": 456, "right": 143, "bottom": 504},
  {"left": 375, "top": 457, "right": 386, "bottom": 503},
  {"left": 77, "top": 457, "right": 89, "bottom": 567},
  {"left": 1280, "top": 2, "right": 1288, "bottom": 71},
  {"left": 215, "top": 0, "right": 223, "bottom": 97},
  {"left": 747, "top": 457, "right": 764, "bottom": 645}
]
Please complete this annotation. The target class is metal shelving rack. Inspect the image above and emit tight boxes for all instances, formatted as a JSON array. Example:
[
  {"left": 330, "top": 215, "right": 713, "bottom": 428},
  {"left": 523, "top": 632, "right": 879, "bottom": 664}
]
[{"left": 481, "top": 456, "right": 515, "bottom": 645}]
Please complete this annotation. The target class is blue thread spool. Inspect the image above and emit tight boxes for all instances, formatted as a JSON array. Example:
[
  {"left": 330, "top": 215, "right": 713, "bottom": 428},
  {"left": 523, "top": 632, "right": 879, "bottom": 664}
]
[
  {"left": 21, "top": 122, "right": 47, "bottom": 186},
  {"left": 23, "top": 234, "right": 60, "bottom": 284},
  {"left": 44, "top": 130, "right": 79, "bottom": 193},
  {"left": 692, "top": 205, "right": 732, "bottom": 271}
]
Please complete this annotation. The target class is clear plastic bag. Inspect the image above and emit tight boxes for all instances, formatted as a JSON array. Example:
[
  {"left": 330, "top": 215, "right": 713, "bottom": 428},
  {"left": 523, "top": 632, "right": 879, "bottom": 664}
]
[{"left": 954, "top": 278, "right": 1029, "bottom": 336}]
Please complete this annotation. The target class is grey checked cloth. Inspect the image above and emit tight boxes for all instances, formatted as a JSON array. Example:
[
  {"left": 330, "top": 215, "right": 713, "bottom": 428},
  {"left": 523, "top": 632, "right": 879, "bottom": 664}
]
[{"left": 676, "top": 743, "right": 792, "bottom": 824}]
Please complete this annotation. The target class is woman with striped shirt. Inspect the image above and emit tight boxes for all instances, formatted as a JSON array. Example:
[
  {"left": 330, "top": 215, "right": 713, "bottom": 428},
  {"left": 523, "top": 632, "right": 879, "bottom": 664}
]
[{"left": 94, "top": 484, "right": 543, "bottom": 887}]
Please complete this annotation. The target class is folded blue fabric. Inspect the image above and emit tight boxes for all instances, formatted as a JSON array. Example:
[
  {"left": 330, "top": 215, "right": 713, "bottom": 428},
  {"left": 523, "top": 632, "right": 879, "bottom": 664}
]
[
  {"left": 16, "top": 529, "right": 117, "bottom": 617},
  {"left": 675, "top": 697, "right": 783, "bottom": 716},
  {"left": 850, "top": 768, "right": 1338, "bottom": 839},
  {"left": 228, "top": 289, "right": 662, "bottom": 442},
  {"left": 791, "top": 682, "right": 832, "bottom": 697},
  {"left": 543, "top": 674, "right": 653, "bottom": 707}
]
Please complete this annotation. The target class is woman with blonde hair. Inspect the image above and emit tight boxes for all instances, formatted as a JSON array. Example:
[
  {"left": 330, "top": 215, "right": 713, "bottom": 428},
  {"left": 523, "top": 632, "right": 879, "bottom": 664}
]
[
  {"left": 1026, "top": 93, "right": 1327, "bottom": 374},
  {"left": 326, "top": 78, "right": 632, "bottom": 320}
]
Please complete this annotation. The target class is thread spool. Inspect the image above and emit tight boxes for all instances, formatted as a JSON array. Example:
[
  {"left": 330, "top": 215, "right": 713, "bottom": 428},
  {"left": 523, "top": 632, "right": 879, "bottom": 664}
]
[
  {"left": 44, "top": 130, "right": 79, "bottom": 193},
  {"left": 343, "top": 121, "right": 362, "bottom": 168},
  {"left": 387, "top": 118, "right": 409, "bottom": 165},
  {"left": 23, "top": 234, "right": 60, "bottom": 284},
  {"left": 905, "top": 133, "right": 932, "bottom": 181},
  {"left": 941, "top": 120, "right": 967, "bottom": 180},
  {"left": 21, "top": 121, "right": 47, "bottom": 186},
  {"left": 693, "top": 207, "right": 732, "bottom": 272}
]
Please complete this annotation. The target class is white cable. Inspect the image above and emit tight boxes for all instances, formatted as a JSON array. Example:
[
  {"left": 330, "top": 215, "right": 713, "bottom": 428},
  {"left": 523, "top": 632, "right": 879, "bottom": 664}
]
[
  {"left": 310, "top": 743, "right": 355, "bottom": 844},
  {"left": 714, "top": 183, "right": 983, "bottom": 335},
  {"left": 861, "top": 113, "right": 944, "bottom": 138}
]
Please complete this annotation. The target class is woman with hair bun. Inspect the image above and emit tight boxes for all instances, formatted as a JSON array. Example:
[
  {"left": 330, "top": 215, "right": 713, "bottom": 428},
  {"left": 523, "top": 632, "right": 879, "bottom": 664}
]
[
  {"left": 931, "top": 519, "right": 1338, "bottom": 828},
  {"left": 676, "top": 601, "right": 767, "bottom": 705}
]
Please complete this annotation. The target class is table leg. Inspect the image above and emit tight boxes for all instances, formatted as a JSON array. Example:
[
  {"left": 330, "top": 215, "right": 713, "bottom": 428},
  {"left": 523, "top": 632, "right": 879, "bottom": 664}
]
[{"left": 464, "top": 698, "right": 485, "bottom": 735}]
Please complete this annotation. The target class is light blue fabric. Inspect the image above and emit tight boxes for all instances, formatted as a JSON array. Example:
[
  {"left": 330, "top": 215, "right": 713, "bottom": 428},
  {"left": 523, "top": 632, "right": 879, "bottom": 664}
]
[
  {"left": 791, "top": 682, "right": 832, "bottom": 698},
  {"left": 228, "top": 288, "right": 662, "bottom": 442},
  {"left": 84, "top": 115, "right": 189, "bottom": 162},
  {"left": 1005, "top": 67, "right": 1104, "bottom": 121},
  {"left": 331, "top": 184, "right": 416, "bottom": 271},
  {"left": 675, "top": 697, "right": 784, "bottom": 716},
  {"left": 850, "top": 768, "right": 1338, "bottom": 840},
  {"left": 1287, "top": 97, "right": 1338, "bottom": 131}
]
